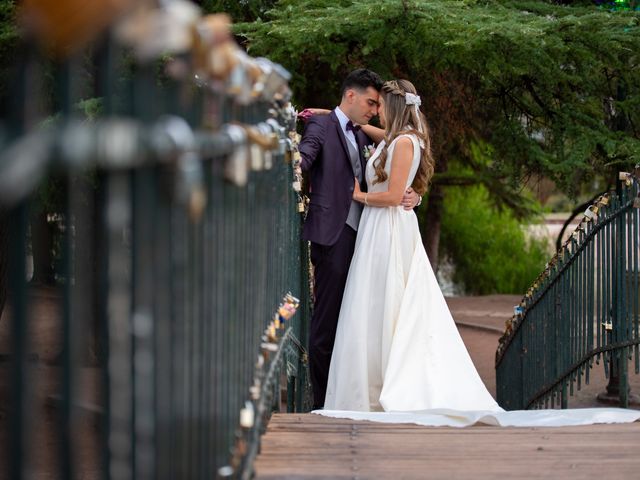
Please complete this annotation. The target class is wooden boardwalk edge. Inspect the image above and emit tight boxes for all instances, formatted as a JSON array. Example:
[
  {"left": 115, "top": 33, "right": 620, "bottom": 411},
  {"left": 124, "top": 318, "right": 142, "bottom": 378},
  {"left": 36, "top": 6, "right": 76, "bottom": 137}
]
[{"left": 254, "top": 413, "right": 640, "bottom": 479}]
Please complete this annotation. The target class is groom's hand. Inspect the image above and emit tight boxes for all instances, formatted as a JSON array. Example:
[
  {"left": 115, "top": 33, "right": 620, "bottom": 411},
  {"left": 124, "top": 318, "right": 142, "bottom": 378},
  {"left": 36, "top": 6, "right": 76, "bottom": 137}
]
[{"left": 401, "top": 188, "right": 421, "bottom": 211}]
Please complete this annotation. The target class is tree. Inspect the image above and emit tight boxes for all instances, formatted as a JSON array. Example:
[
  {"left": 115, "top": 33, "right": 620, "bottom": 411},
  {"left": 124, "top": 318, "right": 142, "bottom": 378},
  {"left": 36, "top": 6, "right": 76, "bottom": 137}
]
[
  {"left": 237, "top": 0, "right": 640, "bottom": 270},
  {"left": 0, "top": 209, "right": 6, "bottom": 317},
  {"left": 0, "top": 0, "right": 16, "bottom": 106},
  {"left": 0, "top": 0, "right": 17, "bottom": 318},
  {"left": 199, "top": 0, "right": 279, "bottom": 21}
]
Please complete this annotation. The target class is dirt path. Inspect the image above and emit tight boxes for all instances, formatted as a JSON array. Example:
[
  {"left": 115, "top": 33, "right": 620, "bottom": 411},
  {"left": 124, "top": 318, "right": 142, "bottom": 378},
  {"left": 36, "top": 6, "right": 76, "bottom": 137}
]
[{"left": 446, "top": 295, "right": 640, "bottom": 409}]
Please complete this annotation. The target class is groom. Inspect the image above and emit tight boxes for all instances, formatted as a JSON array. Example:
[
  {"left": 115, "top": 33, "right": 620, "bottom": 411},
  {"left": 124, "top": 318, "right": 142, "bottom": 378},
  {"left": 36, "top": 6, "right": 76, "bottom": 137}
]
[{"left": 299, "top": 69, "right": 419, "bottom": 409}]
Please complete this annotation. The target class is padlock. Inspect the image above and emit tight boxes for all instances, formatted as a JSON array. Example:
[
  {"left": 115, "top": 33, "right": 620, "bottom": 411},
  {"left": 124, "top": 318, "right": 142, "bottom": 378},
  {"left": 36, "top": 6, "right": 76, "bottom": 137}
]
[
  {"left": 116, "top": 0, "right": 200, "bottom": 61},
  {"left": 193, "top": 14, "right": 235, "bottom": 79},
  {"left": 24, "top": 0, "right": 132, "bottom": 57},
  {"left": 223, "top": 124, "right": 248, "bottom": 186},
  {"left": 250, "top": 143, "right": 263, "bottom": 171},
  {"left": 239, "top": 401, "right": 255, "bottom": 429},
  {"left": 264, "top": 150, "right": 273, "bottom": 170}
]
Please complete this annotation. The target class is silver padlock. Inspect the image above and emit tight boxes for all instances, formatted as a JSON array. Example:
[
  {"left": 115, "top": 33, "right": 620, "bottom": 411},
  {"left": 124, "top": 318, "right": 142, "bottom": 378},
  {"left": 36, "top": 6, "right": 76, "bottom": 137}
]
[
  {"left": 115, "top": 1, "right": 200, "bottom": 61},
  {"left": 250, "top": 143, "right": 263, "bottom": 171},
  {"left": 222, "top": 124, "right": 248, "bottom": 186},
  {"left": 264, "top": 150, "right": 273, "bottom": 170}
]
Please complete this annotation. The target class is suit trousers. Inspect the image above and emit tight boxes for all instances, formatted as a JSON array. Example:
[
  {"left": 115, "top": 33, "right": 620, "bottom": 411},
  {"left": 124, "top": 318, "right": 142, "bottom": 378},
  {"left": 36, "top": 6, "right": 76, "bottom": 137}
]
[{"left": 309, "top": 225, "right": 357, "bottom": 409}]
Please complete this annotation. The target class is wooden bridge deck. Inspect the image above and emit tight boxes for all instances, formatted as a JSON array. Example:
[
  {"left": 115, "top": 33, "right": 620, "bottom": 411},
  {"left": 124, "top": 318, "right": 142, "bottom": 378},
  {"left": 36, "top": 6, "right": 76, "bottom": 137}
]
[{"left": 254, "top": 413, "right": 640, "bottom": 479}]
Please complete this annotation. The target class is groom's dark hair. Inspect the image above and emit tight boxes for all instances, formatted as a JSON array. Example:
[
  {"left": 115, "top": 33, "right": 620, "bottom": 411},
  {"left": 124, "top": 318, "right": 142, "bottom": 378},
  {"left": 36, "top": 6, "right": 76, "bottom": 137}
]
[{"left": 341, "top": 69, "right": 383, "bottom": 97}]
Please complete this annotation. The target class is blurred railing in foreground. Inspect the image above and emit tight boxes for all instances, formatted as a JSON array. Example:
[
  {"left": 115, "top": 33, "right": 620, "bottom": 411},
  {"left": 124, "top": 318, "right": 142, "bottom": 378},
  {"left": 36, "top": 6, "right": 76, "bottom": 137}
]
[
  {"left": 0, "top": 2, "right": 310, "bottom": 479},
  {"left": 496, "top": 167, "right": 640, "bottom": 410}
]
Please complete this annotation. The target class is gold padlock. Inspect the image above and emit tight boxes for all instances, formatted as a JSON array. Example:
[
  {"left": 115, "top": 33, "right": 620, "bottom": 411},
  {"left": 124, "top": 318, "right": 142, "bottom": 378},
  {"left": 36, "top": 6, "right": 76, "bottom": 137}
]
[
  {"left": 23, "top": 0, "right": 131, "bottom": 57},
  {"left": 297, "top": 202, "right": 305, "bottom": 213}
]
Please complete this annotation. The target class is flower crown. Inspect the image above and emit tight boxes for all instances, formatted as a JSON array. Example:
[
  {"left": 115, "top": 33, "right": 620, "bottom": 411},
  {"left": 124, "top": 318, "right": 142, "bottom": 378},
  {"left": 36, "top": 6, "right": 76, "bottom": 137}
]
[{"left": 405, "top": 92, "right": 421, "bottom": 106}]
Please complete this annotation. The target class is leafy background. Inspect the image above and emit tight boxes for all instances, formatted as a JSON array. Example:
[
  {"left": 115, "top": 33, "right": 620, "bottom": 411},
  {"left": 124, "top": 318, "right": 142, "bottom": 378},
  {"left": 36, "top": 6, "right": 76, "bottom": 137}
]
[{"left": 1, "top": 0, "right": 638, "bottom": 294}]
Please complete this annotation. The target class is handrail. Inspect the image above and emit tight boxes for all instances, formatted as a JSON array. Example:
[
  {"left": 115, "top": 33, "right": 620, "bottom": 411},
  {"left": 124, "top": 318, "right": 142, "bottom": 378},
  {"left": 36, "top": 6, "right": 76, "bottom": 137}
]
[
  {"left": 496, "top": 166, "right": 640, "bottom": 410},
  {"left": 0, "top": 5, "right": 310, "bottom": 480}
]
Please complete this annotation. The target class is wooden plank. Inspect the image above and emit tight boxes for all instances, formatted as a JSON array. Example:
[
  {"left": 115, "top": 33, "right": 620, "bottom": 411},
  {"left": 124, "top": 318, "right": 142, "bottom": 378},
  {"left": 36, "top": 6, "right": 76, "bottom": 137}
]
[{"left": 254, "top": 414, "right": 640, "bottom": 479}]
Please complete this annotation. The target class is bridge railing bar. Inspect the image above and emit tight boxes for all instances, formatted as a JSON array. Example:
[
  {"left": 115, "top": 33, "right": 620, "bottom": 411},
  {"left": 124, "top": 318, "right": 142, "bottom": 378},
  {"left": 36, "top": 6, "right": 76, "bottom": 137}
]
[
  {"left": 0, "top": 6, "right": 310, "bottom": 480},
  {"left": 496, "top": 166, "right": 640, "bottom": 410}
]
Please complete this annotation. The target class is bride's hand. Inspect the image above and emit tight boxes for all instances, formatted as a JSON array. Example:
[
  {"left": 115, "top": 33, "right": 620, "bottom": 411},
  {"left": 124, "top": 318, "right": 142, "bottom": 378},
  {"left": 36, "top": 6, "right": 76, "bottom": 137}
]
[
  {"left": 298, "top": 108, "right": 331, "bottom": 123},
  {"left": 353, "top": 178, "right": 362, "bottom": 201}
]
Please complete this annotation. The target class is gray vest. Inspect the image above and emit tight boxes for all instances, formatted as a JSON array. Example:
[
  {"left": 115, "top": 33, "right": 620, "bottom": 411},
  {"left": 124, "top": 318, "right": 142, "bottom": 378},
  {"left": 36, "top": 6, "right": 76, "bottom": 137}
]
[{"left": 345, "top": 138, "right": 364, "bottom": 231}]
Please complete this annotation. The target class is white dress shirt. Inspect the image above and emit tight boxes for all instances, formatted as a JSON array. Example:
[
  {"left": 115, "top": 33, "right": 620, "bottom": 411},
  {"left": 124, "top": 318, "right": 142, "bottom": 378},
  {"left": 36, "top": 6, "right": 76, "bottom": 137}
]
[{"left": 334, "top": 106, "right": 359, "bottom": 151}]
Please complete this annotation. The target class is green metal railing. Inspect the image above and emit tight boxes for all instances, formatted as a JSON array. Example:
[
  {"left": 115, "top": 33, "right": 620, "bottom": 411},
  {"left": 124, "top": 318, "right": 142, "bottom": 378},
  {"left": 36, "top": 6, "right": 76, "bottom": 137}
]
[
  {"left": 0, "top": 7, "right": 310, "bottom": 480},
  {"left": 496, "top": 168, "right": 640, "bottom": 410}
]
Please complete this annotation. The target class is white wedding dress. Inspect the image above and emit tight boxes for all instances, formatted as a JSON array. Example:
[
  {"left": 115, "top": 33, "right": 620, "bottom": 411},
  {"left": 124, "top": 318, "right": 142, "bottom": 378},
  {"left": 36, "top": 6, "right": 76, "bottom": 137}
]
[{"left": 317, "top": 134, "right": 640, "bottom": 428}]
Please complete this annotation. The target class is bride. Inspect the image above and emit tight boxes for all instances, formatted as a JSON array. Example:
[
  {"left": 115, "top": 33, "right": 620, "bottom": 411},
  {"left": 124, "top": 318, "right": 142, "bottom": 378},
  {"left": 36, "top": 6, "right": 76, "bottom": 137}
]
[{"left": 315, "top": 79, "right": 640, "bottom": 427}]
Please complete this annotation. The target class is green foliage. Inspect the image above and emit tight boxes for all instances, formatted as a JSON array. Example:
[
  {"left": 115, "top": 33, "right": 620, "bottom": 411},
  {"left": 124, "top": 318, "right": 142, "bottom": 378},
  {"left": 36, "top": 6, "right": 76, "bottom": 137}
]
[
  {"left": 0, "top": 0, "right": 18, "bottom": 106},
  {"left": 237, "top": 0, "right": 640, "bottom": 199},
  {"left": 75, "top": 97, "right": 103, "bottom": 121},
  {"left": 201, "top": 0, "right": 279, "bottom": 21},
  {"left": 0, "top": 0, "right": 16, "bottom": 45},
  {"left": 440, "top": 184, "right": 550, "bottom": 294}
]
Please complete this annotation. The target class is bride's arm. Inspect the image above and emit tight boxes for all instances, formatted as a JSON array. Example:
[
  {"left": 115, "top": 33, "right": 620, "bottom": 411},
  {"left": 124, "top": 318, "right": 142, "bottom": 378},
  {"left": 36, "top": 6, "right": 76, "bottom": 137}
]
[
  {"left": 361, "top": 124, "right": 385, "bottom": 144},
  {"left": 298, "top": 108, "right": 330, "bottom": 122},
  {"left": 299, "top": 109, "right": 385, "bottom": 144},
  {"left": 353, "top": 137, "right": 414, "bottom": 207}
]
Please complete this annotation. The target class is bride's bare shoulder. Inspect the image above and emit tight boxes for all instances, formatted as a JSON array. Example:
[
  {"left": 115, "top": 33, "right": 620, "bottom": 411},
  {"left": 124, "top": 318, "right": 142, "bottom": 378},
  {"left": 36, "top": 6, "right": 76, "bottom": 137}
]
[{"left": 392, "top": 135, "right": 415, "bottom": 149}]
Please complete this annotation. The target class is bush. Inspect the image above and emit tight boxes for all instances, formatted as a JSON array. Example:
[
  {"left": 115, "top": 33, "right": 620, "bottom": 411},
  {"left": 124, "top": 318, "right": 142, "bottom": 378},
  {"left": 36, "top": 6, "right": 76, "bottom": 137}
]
[{"left": 440, "top": 185, "right": 549, "bottom": 295}]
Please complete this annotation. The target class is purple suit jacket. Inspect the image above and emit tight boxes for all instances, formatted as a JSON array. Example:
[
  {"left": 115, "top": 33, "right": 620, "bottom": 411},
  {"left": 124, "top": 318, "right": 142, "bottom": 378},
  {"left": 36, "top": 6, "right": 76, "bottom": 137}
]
[{"left": 299, "top": 111, "right": 371, "bottom": 246}]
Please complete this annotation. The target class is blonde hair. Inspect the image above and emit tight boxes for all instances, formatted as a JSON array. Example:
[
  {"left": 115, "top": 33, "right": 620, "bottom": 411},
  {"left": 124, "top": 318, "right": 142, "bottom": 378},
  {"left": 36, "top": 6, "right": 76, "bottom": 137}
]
[{"left": 373, "top": 79, "right": 435, "bottom": 196}]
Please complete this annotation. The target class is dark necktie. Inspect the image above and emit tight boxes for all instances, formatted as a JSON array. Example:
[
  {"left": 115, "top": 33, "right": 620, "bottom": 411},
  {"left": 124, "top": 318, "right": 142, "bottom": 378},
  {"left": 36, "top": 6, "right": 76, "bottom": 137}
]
[{"left": 346, "top": 120, "right": 361, "bottom": 135}]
